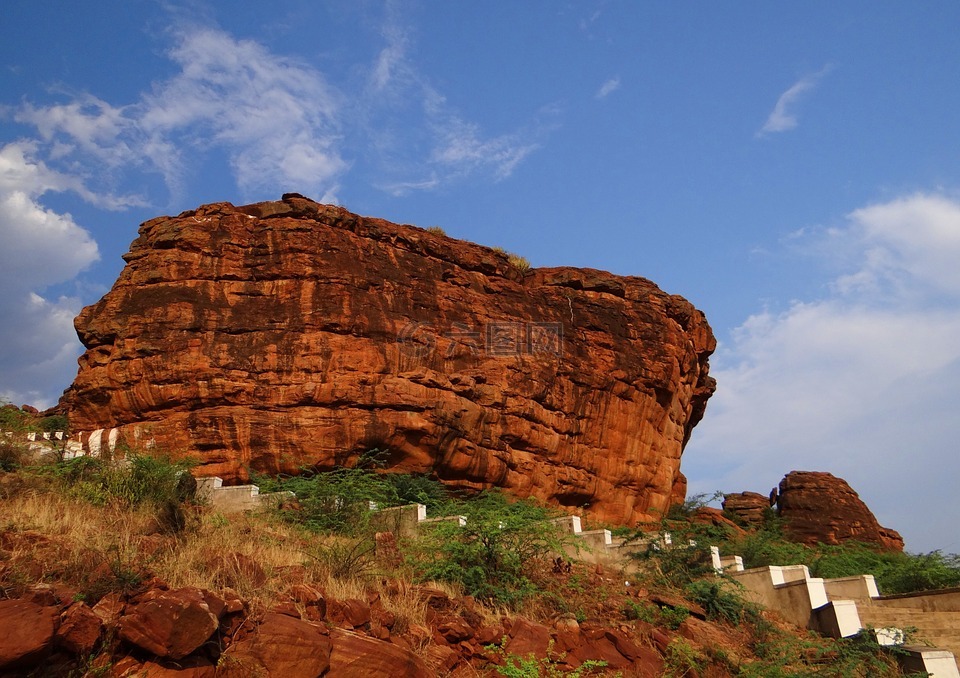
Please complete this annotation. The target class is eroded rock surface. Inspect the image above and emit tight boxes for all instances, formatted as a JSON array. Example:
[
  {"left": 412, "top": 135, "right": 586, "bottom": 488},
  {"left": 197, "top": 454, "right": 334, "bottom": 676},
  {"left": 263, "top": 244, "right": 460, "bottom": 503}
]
[
  {"left": 61, "top": 194, "right": 715, "bottom": 525},
  {"left": 722, "top": 491, "right": 772, "bottom": 528},
  {"left": 776, "top": 471, "right": 904, "bottom": 551}
]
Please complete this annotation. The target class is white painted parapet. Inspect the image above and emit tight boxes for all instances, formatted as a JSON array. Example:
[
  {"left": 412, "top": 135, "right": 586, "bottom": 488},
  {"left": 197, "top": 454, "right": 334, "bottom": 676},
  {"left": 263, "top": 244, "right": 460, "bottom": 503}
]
[
  {"left": 715, "top": 546, "right": 960, "bottom": 677},
  {"left": 195, "top": 476, "right": 295, "bottom": 513}
]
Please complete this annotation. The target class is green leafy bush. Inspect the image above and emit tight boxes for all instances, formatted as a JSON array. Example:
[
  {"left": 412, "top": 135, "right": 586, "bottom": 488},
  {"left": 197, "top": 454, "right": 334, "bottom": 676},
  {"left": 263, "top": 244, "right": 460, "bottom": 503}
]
[
  {"left": 410, "top": 491, "right": 566, "bottom": 606},
  {"left": 425, "top": 225, "right": 447, "bottom": 236},
  {"left": 488, "top": 644, "right": 607, "bottom": 677},
  {"left": 726, "top": 517, "right": 960, "bottom": 595},
  {"left": 622, "top": 599, "right": 657, "bottom": 623},
  {"left": 30, "top": 452, "right": 197, "bottom": 533},
  {"left": 684, "top": 579, "right": 756, "bottom": 625},
  {"left": 255, "top": 453, "right": 450, "bottom": 536},
  {"left": 658, "top": 604, "right": 690, "bottom": 630}
]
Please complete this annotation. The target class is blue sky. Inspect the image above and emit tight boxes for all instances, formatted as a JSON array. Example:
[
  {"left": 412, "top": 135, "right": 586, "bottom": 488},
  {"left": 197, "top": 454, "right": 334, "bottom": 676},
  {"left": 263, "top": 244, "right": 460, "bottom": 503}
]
[{"left": 2, "top": 1, "right": 959, "bottom": 552}]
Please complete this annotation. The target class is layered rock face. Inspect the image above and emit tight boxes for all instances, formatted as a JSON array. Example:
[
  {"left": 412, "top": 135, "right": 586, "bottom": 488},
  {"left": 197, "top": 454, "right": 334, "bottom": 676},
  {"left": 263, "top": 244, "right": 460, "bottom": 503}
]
[
  {"left": 721, "top": 491, "right": 772, "bottom": 528},
  {"left": 61, "top": 194, "right": 716, "bottom": 525},
  {"left": 776, "top": 471, "right": 904, "bottom": 551}
]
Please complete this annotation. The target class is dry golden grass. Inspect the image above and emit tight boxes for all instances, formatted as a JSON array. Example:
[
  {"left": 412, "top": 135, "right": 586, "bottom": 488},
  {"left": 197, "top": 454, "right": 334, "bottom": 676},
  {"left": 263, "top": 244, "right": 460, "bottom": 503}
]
[{"left": 0, "top": 483, "right": 492, "bottom": 632}]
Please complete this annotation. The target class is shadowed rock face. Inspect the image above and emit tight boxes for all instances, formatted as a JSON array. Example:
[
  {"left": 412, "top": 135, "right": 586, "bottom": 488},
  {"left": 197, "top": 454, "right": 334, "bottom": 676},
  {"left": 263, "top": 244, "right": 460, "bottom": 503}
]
[
  {"left": 776, "top": 471, "right": 904, "bottom": 551},
  {"left": 722, "top": 491, "right": 772, "bottom": 528},
  {"left": 60, "top": 194, "right": 716, "bottom": 525}
]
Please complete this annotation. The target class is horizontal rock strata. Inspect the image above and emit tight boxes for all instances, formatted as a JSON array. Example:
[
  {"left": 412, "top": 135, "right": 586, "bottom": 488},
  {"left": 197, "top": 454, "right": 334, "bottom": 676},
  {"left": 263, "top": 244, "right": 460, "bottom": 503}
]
[{"left": 61, "top": 194, "right": 716, "bottom": 525}]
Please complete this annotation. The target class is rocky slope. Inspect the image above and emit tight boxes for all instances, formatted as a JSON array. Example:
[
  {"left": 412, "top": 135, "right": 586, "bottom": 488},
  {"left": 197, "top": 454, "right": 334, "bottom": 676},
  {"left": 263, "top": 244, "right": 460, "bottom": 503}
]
[{"left": 60, "top": 194, "right": 716, "bottom": 526}]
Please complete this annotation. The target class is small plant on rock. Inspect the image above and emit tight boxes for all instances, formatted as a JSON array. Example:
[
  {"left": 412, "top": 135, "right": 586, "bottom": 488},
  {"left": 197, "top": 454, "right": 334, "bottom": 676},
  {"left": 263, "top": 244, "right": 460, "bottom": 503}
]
[{"left": 507, "top": 253, "right": 531, "bottom": 274}]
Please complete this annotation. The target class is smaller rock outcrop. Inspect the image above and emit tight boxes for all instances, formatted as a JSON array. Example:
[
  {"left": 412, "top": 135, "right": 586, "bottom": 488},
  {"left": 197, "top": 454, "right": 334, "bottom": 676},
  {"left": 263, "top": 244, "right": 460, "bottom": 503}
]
[
  {"left": 776, "top": 471, "right": 904, "bottom": 551},
  {"left": 722, "top": 491, "right": 772, "bottom": 528}
]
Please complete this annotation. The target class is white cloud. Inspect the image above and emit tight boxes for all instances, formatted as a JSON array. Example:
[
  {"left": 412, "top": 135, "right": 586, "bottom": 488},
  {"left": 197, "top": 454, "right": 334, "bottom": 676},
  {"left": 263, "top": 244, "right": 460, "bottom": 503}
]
[
  {"left": 360, "top": 12, "right": 547, "bottom": 192},
  {"left": 15, "top": 22, "right": 542, "bottom": 202},
  {"left": 595, "top": 77, "right": 620, "bottom": 99},
  {"left": 16, "top": 28, "right": 347, "bottom": 201},
  {"left": 379, "top": 176, "right": 440, "bottom": 197},
  {"left": 757, "top": 67, "right": 830, "bottom": 137},
  {"left": 0, "top": 142, "right": 100, "bottom": 409},
  {"left": 427, "top": 101, "right": 539, "bottom": 181},
  {"left": 685, "top": 193, "right": 960, "bottom": 552}
]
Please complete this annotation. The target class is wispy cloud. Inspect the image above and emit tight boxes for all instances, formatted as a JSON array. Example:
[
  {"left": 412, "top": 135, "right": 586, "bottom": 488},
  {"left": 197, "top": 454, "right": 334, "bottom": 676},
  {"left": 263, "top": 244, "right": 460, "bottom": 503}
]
[
  {"left": 15, "top": 14, "right": 549, "bottom": 204},
  {"left": 595, "top": 77, "right": 621, "bottom": 99},
  {"left": 359, "top": 13, "right": 550, "bottom": 192},
  {"left": 757, "top": 66, "right": 831, "bottom": 137},
  {"left": 685, "top": 193, "right": 960, "bottom": 551},
  {"left": 16, "top": 28, "right": 347, "bottom": 202},
  {"left": 423, "top": 90, "right": 539, "bottom": 181}
]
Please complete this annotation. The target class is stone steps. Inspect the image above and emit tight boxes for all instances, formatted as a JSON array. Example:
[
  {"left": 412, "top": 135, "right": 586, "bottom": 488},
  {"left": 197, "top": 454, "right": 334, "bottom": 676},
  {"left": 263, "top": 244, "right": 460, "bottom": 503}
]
[{"left": 717, "top": 548, "right": 960, "bottom": 677}]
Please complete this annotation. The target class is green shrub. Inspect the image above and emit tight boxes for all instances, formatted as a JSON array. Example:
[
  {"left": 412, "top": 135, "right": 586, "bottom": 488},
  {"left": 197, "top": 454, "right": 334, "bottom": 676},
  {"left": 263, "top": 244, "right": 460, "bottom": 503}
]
[
  {"left": 488, "top": 644, "right": 607, "bottom": 677},
  {"left": 410, "top": 491, "right": 566, "bottom": 606},
  {"left": 658, "top": 604, "right": 690, "bottom": 630},
  {"left": 663, "top": 638, "right": 705, "bottom": 677},
  {"left": 684, "top": 579, "right": 756, "bottom": 625},
  {"left": 39, "top": 414, "right": 69, "bottom": 433},
  {"left": 0, "top": 441, "right": 27, "bottom": 471},
  {"left": 726, "top": 518, "right": 960, "bottom": 595},
  {"left": 255, "top": 452, "right": 450, "bottom": 536},
  {"left": 381, "top": 473, "right": 449, "bottom": 512},
  {"left": 31, "top": 452, "right": 197, "bottom": 533},
  {"left": 425, "top": 226, "right": 447, "bottom": 236},
  {"left": 873, "top": 550, "right": 960, "bottom": 594},
  {"left": 622, "top": 599, "right": 657, "bottom": 623}
]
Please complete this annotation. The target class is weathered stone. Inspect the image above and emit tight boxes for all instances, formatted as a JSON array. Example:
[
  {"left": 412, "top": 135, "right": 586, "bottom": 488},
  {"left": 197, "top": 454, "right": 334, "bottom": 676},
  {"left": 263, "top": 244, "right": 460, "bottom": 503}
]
[
  {"left": 691, "top": 506, "right": 745, "bottom": 534},
  {"left": 138, "top": 657, "right": 217, "bottom": 677},
  {"left": 722, "top": 491, "right": 771, "bottom": 527},
  {"left": 422, "top": 643, "right": 459, "bottom": 674},
  {"left": 327, "top": 598, "right": 371, "bottom": 629},
  {"left": 92, "top": 592, "right": 125, "bottom": 627},
  {"left": 56, "top": 602, "right": 103, "bottom": 656},
  {"left": 218, "top": 613, "right": 331, "bottom": 678},
  {"left": 287, "top": 584, "right": 326, "bottom": 621},
  {"left": 436, "top": 617, "right": 474, "bottom": 643},
  {"left": 776, "top": 471, "right": 904, "bottom": 550},
  {"left": 504, "top": 617, "right": 552, "bottom": 660},
  {"left": 0, "top": 599, "right": 57, "bottom": 670},
  {"left": 61, "top": 195, "right": 716, "bottom": 526},
  {"left": 118, "top": 588, "right": 218, "bottom": 660},
  {"left": 571, "top": 629, "right": 632, "bottom": 670},
  {"left": 329, "top": 627, "right": 431, "bottom": 677}
]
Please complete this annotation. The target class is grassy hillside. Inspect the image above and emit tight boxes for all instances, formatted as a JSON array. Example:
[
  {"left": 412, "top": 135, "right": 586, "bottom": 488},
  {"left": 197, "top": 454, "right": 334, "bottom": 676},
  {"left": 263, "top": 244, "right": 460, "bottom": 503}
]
[{"left": 0, "top": 444, "right": 941, "bottom": 676}]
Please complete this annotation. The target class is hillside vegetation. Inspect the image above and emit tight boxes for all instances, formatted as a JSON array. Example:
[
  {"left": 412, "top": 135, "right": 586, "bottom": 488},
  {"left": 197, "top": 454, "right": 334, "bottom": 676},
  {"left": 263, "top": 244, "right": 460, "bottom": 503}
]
[{"left": 0, "top": 439, "right": 946, "bottom": 676}]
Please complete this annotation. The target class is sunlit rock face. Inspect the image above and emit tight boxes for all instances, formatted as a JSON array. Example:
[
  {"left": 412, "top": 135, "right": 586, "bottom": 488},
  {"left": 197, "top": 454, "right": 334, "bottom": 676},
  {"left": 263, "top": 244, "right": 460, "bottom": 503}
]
[
  {"left": 776, "top": 471, "right": 904, "bottom": 551},
  {"left": 61, "top": 194, "right": 716, "bottom": 526}
]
